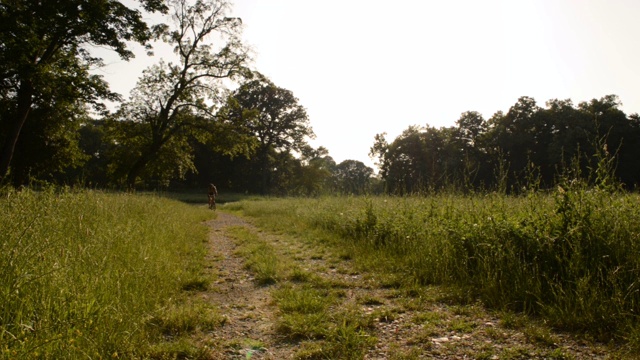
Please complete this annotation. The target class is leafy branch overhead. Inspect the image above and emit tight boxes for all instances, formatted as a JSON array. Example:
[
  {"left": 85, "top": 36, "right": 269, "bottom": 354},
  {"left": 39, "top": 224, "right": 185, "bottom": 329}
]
[{"left": 0, "top": 0, "right": 167, "bottom": 183}]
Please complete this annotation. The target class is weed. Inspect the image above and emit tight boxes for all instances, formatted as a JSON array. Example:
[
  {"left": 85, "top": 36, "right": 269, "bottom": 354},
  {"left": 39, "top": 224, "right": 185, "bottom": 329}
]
[
  {"left": 500, "top": 311, "right": 527, "bottom": 330},
  {"left": 412, "top": 311, "right": 444, "bottom": 326},
  {"left": 276, "top": 312, "right": 328, "bottom": 340},
  {"left": 227, "top": 226, "right": 281, "bottom": 285},
  {"left": 274, "top": 285, "right": 330, "bottom": 314},
  {"left": 288, "top": 267, "right": 313, "bottom": 283},
  {"left": 388, "top": 346, "right": 422, "bottom": 360},
  {"left": 324, "top": 319, "right": 376, "bottom": 358},
  {"left": 448, "top": 318, "right": 476, "bottom": 333},
  {"left": 523, "top": 324, "right": 557, "bottom": 347},
  {"left": 360, "top": 295, "right": 385, "bottom": 306},
  {"left": 148, "top": 300, "right": 224, "bottom": 337},
  {"left": 180, "top": 277, "right": 210, "bottom": 292}
]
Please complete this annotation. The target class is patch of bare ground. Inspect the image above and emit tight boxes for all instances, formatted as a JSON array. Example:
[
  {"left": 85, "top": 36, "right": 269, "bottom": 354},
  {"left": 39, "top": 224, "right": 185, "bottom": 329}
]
[{"left": 199, "top": 212, "right": 618, "bottom": 359}]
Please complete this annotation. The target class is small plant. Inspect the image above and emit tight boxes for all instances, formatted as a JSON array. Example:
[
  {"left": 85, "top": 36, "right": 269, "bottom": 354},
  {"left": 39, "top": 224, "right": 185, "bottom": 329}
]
[
  {"left": 522, "top": 324, "right": 557, "bottom": 347},
  {"left": 448, "top": 318, "right": 476, "bottom": 334},
  {"left": 181, "top": 276, "right": 210, "bottom": 291},
  {"left": 323, "top": 318, "right": 376, "bottom": 359},
  {"left": 360, "top": 295, "right": 385, "bottom": 306},
  {"left": 276, "top": 313, "right": 328, "bottom": 340},
  {"left": 274, "top": 285, "right": 329, "bottom": 314},
  {"left": 388, "top": 346, "right": 422, "bottom": 360},
  {"left": 147, "top": 300, "right": 224, "bottom": 337},
  {"left": 228, "top": 226, "right": 282, "bottom": 285},
  {"left": 287, "top": 267, "right": 313, "bottom": 282}
]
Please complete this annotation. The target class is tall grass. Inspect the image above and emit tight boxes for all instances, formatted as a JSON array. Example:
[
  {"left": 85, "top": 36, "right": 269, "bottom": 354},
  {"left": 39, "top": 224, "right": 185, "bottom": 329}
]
[
  {"left": 0, "top": 188, "right": 213, "bottom": 359},
  {"left": 227, "top": 186, "right": 640, "bottom": 344}
]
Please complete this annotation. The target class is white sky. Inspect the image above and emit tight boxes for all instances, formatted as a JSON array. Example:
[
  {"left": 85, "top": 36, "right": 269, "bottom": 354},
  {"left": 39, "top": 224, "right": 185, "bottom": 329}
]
[{"left": 99, "top": 0, "right": 640, "bottom": 169}]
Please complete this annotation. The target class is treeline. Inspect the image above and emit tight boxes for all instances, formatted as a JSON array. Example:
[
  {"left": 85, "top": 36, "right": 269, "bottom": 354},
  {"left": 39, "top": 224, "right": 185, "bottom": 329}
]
[
  {"left": 3, "top": 1, "right": 639, "bottom": 196},
  {"left": 371, "top": 95, "right": 640, "bottom": 194},
  {"left": 0, "top": 0, "right": 375, "bottom": 195}
]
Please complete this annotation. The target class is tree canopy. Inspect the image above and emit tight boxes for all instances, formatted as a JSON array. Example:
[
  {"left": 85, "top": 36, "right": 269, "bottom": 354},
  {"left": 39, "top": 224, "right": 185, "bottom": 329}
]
[
  {"left": 220, "top": 72, "right": 315, "bottom": 194},
  {"left": 2, "top": 3, "right": 639, "bottom": 196},
  {"left": 0, "top": 0, "right": 167, "bottom": 183},
  {"left": 372, "top": 95, "right": 640, "bottom": 194}
]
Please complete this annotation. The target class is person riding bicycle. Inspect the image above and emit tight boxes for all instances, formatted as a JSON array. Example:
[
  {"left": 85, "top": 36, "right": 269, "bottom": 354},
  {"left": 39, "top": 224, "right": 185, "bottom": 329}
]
[{"left": 208, "top": 183, "right": 218, "bottom": 210}]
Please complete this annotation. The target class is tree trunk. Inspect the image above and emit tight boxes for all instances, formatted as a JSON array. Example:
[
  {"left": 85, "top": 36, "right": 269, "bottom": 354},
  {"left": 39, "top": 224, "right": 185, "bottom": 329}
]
[
  {"left": 126, "top": 150, "right": 155, "bottom": 191},
  {"left": 0, "top": 84, "right": 34, "bottom": 183},
  {"left": 126, "top": 137, "right": 169, "bottom": 190},
  {"left": 259, "top": 151, "right": 269, "bottom": 195}
]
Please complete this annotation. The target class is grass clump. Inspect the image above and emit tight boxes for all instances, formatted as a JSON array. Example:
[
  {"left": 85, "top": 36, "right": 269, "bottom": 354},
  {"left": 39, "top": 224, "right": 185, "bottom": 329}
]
[
  {"left": 226, "top": 226, "right": 281, "bottom": 285},
  {"left": 0, "top": 188, "right": 213, "bottom": 359},
  {"left": 147, "top": 299, "right": 225, "bottom": 338}
]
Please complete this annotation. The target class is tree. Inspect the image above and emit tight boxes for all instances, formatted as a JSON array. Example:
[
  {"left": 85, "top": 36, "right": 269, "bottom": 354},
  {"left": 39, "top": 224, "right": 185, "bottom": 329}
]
[
  {"left": 113, "top": 0, "right": 250, "bottom": 189},
  {"left": 333, "top": 160, "right": 374, "bottom": 195},
  {"left": 455, "top": 111, "right": 486, "bottom": 147},
  {"left": 225, "top": 72, "right": 315, "bottom": 194},
  {"left": 6, "top": 95, "right": 89, "bottom": 186},
  {"left": 372, "top": 126, "right": 427, "bottom": 194},
  {"left": 577, "top": 95, "right": 640, "bottom": 187},
  {"left": 484, "top": 96, "right": 548, "bottom": 190},
  {"left": 453, "top": 111, "right": 491, "bottom": 188},
  {"left": 295, "top": 146, "right": 335, "bottom": 195},
  {"left": 0, "top": 0, "right": 166, "bottom": 183}
]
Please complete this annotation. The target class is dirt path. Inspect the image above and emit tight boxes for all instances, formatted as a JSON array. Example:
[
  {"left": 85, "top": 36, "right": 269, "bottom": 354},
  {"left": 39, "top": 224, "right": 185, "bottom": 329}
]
[
  {"left": 201, "top": 212, "right": 614, "bottom": 359},
  {"left": 202, "top": 212, "right": 292, "bottom": 359}
]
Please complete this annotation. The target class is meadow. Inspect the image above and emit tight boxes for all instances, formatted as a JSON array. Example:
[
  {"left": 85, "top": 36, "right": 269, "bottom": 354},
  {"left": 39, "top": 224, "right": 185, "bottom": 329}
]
[
  {"left": 0, "top": 188, "right": 215, "bottom": 359},
  {"left": 227, "top": 183, "right": 640, "bottom": 349},
  {"left": 3, "top": 180, "right": 640, "bottom": 358}
]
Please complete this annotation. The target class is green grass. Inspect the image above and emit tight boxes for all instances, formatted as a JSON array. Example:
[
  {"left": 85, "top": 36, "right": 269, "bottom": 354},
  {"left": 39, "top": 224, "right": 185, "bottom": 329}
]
[
  {"left": 0, "top": 187, "right": 215, "bottom": 359},
  {"left": 227, "top": 226, "right": 281, "bottom": 285},
  {"left": 225, "top": 223, "right": 377, "bottom": 358},
  {"left": 224, "top": 186, "right": 640, "bottom": 347}
]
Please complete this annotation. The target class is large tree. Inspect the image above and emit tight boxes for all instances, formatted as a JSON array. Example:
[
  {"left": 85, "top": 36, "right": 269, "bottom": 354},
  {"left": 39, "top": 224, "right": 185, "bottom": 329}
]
[
  {"left": 224, "top": 73, "right": 315, "bottom": 194},
  {"left": 112, "top": 0, "right": 250, "bottom": 189},
  {"left": 0, "top": 0, "right": 166, "bottom": 183},
  {"left": 333, "top": 159, "right": 374, "bottom": 195}
]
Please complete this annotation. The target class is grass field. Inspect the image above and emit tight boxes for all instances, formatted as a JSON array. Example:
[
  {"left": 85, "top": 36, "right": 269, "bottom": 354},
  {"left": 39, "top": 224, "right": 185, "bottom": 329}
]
[
  {"left": 0, "top": 188, "right": 215, "bottom": 359},
  {"left": 225, "top": 184, "right": 640, "bottom": 349},
  {"left": 3, "top": 182, "right": 640, "bottom": 357}
]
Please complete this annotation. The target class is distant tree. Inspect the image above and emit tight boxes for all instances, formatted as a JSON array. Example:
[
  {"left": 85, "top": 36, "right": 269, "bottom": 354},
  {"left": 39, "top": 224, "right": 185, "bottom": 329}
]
[
  {"left": 453, "top": 111, "right": 491, "bottom": 188},
  {"left": 111, "top": 0, "right": 250, "bottom": 189},
  {"left": 372, "top": 126, "right": 428, "bottom": 194},
  {"left": 333, "top": 160, "right": 374, "bottom": 195},
  {"left": 224, "top": 72, "right": 315, "bottom": 194},
  {"left": 369, "top": 132, "right": 388, "bottom": 170},
  {"left": 455, "top": 111, "right": 487, "bottom": 147},
  {"left": 293, "top": 146, "right": 335, "bottom": 195},
  {"left": 371, "top": 95, "right": 640, "bottom": 194},
  {"left": 76, "top": 119, "right": 112, "bottom": 187},
  {"left": 577, "top": 95, "right": 640, "bottom": 187},
  {"left": 0, "top": 0, "right": 167, "bottom": 183},
  {"left": 484, "top": 96, "right": 549, "bottom": 189}
]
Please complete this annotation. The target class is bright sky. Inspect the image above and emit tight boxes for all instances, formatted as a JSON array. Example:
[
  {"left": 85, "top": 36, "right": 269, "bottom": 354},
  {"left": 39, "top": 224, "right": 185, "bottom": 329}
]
[{"left": 100, "top": 0, "right": 640, "bottom": 169}]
